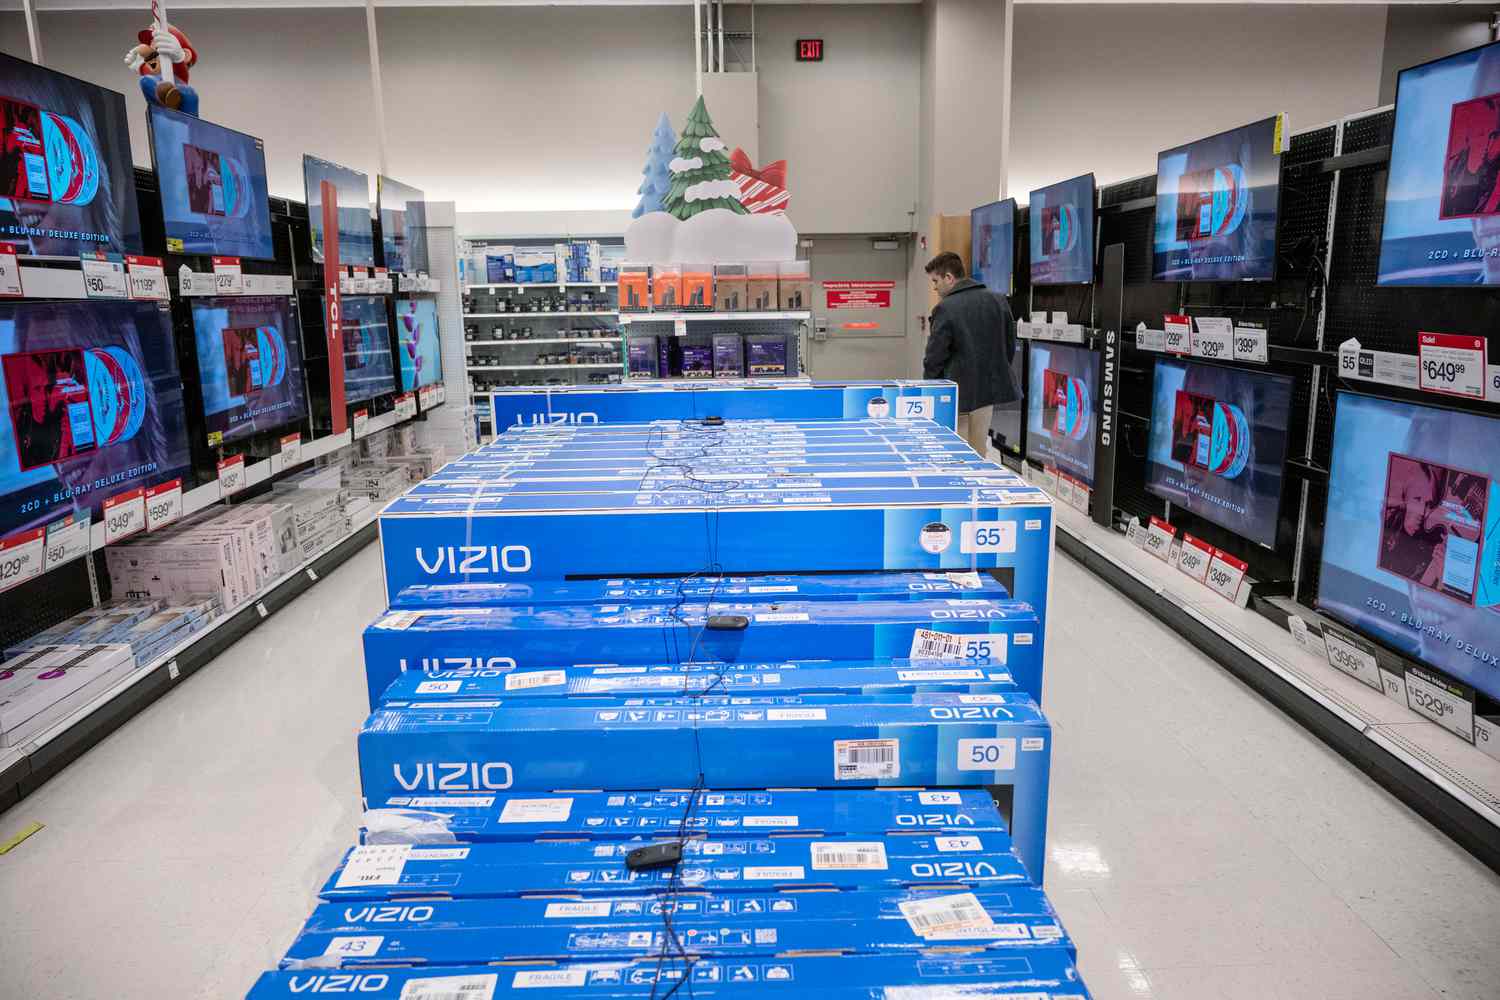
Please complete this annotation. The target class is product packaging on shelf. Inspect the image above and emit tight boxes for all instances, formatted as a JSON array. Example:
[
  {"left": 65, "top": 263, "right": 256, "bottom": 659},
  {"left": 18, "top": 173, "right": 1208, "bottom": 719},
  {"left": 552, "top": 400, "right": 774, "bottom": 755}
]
[
  {"left": 0, "top": 643, "right": 136, "bottom": 747},
  {"left": 681, "top": 261, "right": 713, "bottom": 310},
  {"left": 714, "top": 263, "right": 747, "bottom": 311},
  {"left": 778, "top": 260, "right": 811, "bottom": 310},
  {"left": 617, "top": 264, "right": 650, "bottom": 313},
  {"left": 650, "top": 262, "right": 682, "bottom": 310},
  {"left": 6, "top": 600, "right": 162, "bottom": 654},
  {"left": 747, "top": 261, "right": 779, "bottom": 311}
]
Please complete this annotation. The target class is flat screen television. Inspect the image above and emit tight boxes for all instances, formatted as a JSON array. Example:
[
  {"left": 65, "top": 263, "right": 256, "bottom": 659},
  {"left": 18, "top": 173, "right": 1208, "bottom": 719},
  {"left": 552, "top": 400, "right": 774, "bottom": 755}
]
[
  {"left": 1025, "top": 342, "right": 1097, "bottom": 486},
  {"left": 191, "top": 295, "right": 306, "bottom": 445},
  {"left": 148, "top": 106, "right": 273, "bottom": 260},
  {"left": 745, "top": 334, "right": 789, "bottom": 377},
  {"left": 1144, "top": 358, "right": 1294, "bottom": 548},
  {"left": 1153, "top": 116, "right": 1282, "bottom": 282},
  {"left": 1028, "top": 174, "right": 1095, "bottom": 285},
  {"left": 377, "top": 175, "right": 427, "bottom": 274},
  {"left": 1318, "top": 392, "right": 1500, "bottom": 701},
  {"left": 971, "top": 198, "right": 1015, "bottom": 296},
  {"left": 394, "top": 297, "right": 442, "bottom": 392},
  {"left": 712, "top": 333, "right": 743, "bottom": 378},
  {"left": 304, "top": 155, "right": 374, "bottom": 267},
  {"left": 337, "top": 295, "right": 395, "bottom": 404},
  {"left": 0, "top": 52, "right": 142, "bottom": 258},
  {"left": 0, "top": 300, "right": 190, "bottom": 538}
]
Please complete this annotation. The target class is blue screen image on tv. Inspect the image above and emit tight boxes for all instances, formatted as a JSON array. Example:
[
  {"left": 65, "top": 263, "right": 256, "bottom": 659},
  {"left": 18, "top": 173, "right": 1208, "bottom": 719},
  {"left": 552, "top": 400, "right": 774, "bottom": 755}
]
[
  {"left": 971, "top": 198, "right": 1015, "bottom": 295},
  {"left": 1318, "top": 392, "right": 1500, "bottom": 701},
  {"left": 1028, "top": 174, "right": 1095, "bottom": 285},
  {"left": 305, "top": 155, "right": 374, "bottom": 267},
  {"left": 1025, "top": 341, "right": 1096, "bottom": 486},
  {"left": 1379, "top": 40, "right": 1500, "bottom": 286},
  {"left": 148, "top": 106, "right": 273, "bottom": 260},
  {"left": 192, "top": 295, "right": 306, "bottom": 445},
  {"left": 1153, "top": 116, "right": 1281, "bottom": 282},
  {"left": 339, "top": 295, "right": 395, "bottom": 404}
]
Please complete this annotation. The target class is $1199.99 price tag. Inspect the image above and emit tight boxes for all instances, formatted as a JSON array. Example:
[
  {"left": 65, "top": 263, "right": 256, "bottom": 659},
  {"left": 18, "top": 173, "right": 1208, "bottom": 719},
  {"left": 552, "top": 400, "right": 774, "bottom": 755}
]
[
  {"left": 102, "top": 487, "right": 146, "bottom": 543},
  {"left": 1417, "top": 332, "right": 1485, "bottom": 400},
  {"left": 126, "top": 255, "right": 169, "bottom": 301}
]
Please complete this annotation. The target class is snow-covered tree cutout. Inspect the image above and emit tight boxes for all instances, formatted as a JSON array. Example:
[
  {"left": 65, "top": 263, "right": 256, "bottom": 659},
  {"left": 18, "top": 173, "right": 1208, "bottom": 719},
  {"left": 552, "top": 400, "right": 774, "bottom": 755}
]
[
  {"left": 632, "top": 112, "right": 677, "bottom": 219},
  {"left": 663, "top": 96, "right": 746, "bottom": 220}
]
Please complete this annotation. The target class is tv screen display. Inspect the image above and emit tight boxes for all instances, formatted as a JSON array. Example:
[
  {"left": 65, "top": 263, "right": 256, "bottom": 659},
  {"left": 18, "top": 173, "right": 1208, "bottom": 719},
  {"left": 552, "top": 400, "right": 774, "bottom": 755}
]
[
  {"left": 1153, "top": 116, "right": 1282, "bottom": 282},
  {"left": 148, "top": 106, "right": 273, "bottom": 260},
  {"left": 377, "top": 175, "right": 427, "bottom": 274},
  {"left": 394, "top": 297, "right": 442, "bottom": 392},
  {"left": 337, "top": 295, "right": 395, "bottom": 404},
  {"left": 745, "top": 335, "right": 788, "bottom": 376},
  {"left": 1318, "top": 392, "right": 1500, "bottom": 701},
  {"left": 1144, "top": 358, "right": 1294, "bottom": 548},
  {"left": 0, "top": 53, "right": 142, "bottom": 258},
  {"left": 305, "top": 155, "right": 374, "bottom": 267},
  {"left": 971, "top": 198, "right": 1015, "bottom": 295},
  {"left": 191, "top": 295, "right": 306, "bottom": 445},
  {"left": 1025, "top": 342, "right": 1096, "bottom": 486},
  {"left": 713, "top": 333, "right": 743, "bottom": 378},
  {"left": 0, "top": 300, "right": 190, "bottom": 538},
  {"left": 1028, "top": 174, "right": 1095, "bottom": 285}
]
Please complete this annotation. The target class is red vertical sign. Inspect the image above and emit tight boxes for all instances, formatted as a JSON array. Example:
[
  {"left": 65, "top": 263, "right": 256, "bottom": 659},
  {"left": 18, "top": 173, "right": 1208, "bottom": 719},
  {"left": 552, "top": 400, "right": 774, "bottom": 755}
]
[{"left": 322, "top": 179, "right": 348, "bottom": 434}]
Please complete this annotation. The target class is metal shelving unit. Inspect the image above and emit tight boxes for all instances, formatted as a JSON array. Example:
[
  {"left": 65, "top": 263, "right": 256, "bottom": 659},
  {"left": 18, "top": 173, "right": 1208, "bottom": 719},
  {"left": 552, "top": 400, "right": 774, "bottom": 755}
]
[{"left": 462, "top": 283, "right": 626, "bottom": 393}]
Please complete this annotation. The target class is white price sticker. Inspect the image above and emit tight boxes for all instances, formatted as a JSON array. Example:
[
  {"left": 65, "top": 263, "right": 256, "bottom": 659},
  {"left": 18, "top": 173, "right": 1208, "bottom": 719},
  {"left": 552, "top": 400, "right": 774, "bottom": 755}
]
[
  {"left": 908, "top": 628, "right": 1006, "bottom": 663},
  {"left": 1205, "top": 549, "right": 1248, "bottom": 603},
  {"left": 834, "top": 738, "right": 900, "bottom": 779},
  {"left": 898, "top": 396, "right": 935, "bottom": 421},
  {"left": 218, "top": 455, "right": 247, "bottom": 496},
  {"left": 1404, "top": 666, "right": 1475, "bottom": 743},
  {"left": 1323, "top": 628, "right": 1383, "bottom": 692},
  {"left": 102, "top": 487, "right": 146, "bottom": 543},
  {"left": 1144, "top": 517, "right": 1176, "bottom": 562},
  {"left": 1233, "top": 325, "right": 1269, "bottom": 364},
  {"left": 436, "top": 384, "right": 446, "bottom": 404},
  {"left": 1287, "top": 615, "right": 1328, "bottom": 659},
  {"left": 497, "top": 797, "right": 574, "bottom": 824},
  {"left": 1125, "top": 519, "right": 1146, "bottom": 549},
  {"left": 0, "top": 242, "right": 23, "bottom": 297},
  {"left": 957, "top": 737, "right": 1016, "bottom": 771},
  {"left": 961, "top": 520, "right": 1016, "bottom": 554},
  {"left": 1164, "top": 314, "right": 1192, "bottom": 355},
  {"left": 353, "top": 409, "right": 370, "bottom": 438},
  {"left": 212, "top": 256, "right": 243, "bottom": 295},
  {"left": 1418, "top": 332, "right": 1486, "bottom": 400},
  {"left": 80, "top": 251, "right": 127, "bottom": 298},
  {"left": 504, "top": 670, "right": 566, "bottom": 691},
  {"left": 125, "top": 255, "right": 169, "bottom": 301},
  {"left": 334, "top": 844, "right": 412, "bottom": 888},
  {"left": 1192, "top": 316, "right": 1233, "bottom": 361},
  {"left": 1136, "top": 324, "right": 1166, "bottom": 352},
  {"left": 280, "top": 432, "right": 302, "bottom": 468},
  {"left": 810, "top": 841, "right": 889, "bottom": 870},
  {"left": 42, "top": 515, "right": 90, "bottom": 571},
  {"left": 898, "top": 892, "right": 995, "bottom": 938},
  {"left": 1176, "top": 534, "right": 1212, "bottom": 583},
  {"left": 0, "top": 527, "right": 45, "bottom": 593},
  {"left": 403, "top": 974, "right": 498, "bottom": 999},
  {"left": 145, "top": 479, "right": 183, "bottom": 532}
]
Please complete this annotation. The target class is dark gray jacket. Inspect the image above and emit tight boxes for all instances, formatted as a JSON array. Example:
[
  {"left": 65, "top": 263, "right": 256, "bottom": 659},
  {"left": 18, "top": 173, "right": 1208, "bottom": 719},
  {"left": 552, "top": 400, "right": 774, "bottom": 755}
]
[{"left": 922, "top": 278, "right": 1019, "bottom": 412}]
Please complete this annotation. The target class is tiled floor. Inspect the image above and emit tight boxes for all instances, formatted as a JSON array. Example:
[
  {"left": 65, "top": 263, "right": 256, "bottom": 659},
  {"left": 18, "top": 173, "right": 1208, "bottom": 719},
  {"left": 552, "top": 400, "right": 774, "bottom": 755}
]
[{"left": 0, "top": 542, "right": 1497, "bottom": 999}]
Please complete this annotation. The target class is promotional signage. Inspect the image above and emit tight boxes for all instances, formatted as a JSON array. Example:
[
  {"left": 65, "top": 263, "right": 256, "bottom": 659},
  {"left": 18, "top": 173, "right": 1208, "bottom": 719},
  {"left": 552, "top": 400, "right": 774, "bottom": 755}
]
[
  {"left": 1417, "top": 332, "right": 1485, "bottom": 400},
  {"left": 212, "top": 256, "right": 244, "bottom": 296},
  {"left": 43, "top": 515, "right": 91, "bottom": 572},
  {"left": 102, "top": 487, "right": 146, "bottom": 543},
  {"left": 125, "top": 255, "right": 169, "bottom": 301},
  {"left": 0, "top": 242, "right": 23, "bottom": 297},
  {"left": 80, "top": 250, "right": 127, "bottom": 299},
  {"left": 323, "top": 180, "right": 349, "bottom": 435},
  {"left": 824, "top": 281, "right": 894, "bottom": 310},
  {"left": 1163, "top": 314, "right": 1192, "bottom": 355}
]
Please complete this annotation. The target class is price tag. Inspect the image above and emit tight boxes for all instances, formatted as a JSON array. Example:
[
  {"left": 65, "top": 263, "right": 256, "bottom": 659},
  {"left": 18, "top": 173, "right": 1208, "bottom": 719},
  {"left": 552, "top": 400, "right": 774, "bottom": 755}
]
[
  {"left": 1287, "top": 615, "right": 1327, "bottom": 659},
  {"left": 436, "top": 384, "right": 446, "bottom": 404},
  {"left": 1233, "top": 324, "right": 1268, "bottom": 364},
  {"left": 1125, "top": 518, "right": 1146, "bottom": 549},
  {"left": 145, "top": 479, "right": 183, "bottom": 532},
  {"left": 256, "top": 601, "right": 269, "bottom": 618},
  {"left": 1176, "top": 533, "right": 1213, "bottom": 583},
  {"left": 0, "top": 242, "right": 23, "bottom": 297},
  {"left": 167, "top": 660, "right": 180, "bottom": 680},
  {"left": 0, "top": 527, "right": 45, "bottom": 593},
  {"left": 218, "top": 454, "right": 247, "bottom": 496},
  {"left": 335, "top": 844, "right": 411, "bottom": 888},
  {"left": 1322, "top": 626, "right": 1384, "bottom": 692},
  {"left": 211, "top": 256, "right": 243, "bottom": 296},
  {"left": 353, "top": 409, "right": 370, "bottom": 438},
  {"left": 1192, "top": 316, "right": 1233, "bottom": 361},
  {"left": 280, "top": 432, "right": 301, "bottom": 469},
  {"left": 80, "top": 251, "right": 127, "bottom": 298},
  {"left": 1135, "top": 323, "right": 1165, "bottom": 352},
  {"left": 673, "top": 318, "right": 687, "bottom": 337},
  {"left": 1144, "top": 516, "right": 1176, "bottom": 562},
  {"left": 1378, "top": 668, "right": 1407, "bottom": 705},
  {"left": 1204, "top": 548, "right": 1248, "bottom": 604},
  {"left": 1417, "top": 332, "right": 1485, "bottom": 400},
  {"left": 42, "top": 514, "right": 90, "bottom": 571},
  {"left": 125, "top": 255, "right": 169, "bottom": 301},
  {"left": 102, "top": 487, "right": 146, "bottom": 543},
  {"left": 1404, "top": 664, "right": 1475, "bottom": 743},
  {"left": 1164, "top": 314, "right": 1192, "bottom": 355}
]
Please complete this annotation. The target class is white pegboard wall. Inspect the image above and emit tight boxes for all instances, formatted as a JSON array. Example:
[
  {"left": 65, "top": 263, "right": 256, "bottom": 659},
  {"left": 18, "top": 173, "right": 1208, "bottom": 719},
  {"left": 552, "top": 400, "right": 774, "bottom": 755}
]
[{"left": 414, "top": 202, "right": 474, "bottom": 458}]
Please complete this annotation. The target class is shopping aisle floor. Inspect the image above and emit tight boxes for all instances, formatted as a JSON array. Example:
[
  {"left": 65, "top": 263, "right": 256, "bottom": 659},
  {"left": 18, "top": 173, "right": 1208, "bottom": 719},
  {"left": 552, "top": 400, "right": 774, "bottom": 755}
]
[{"left": 1, "top": 543, "right": 1497, "bottom": 999}]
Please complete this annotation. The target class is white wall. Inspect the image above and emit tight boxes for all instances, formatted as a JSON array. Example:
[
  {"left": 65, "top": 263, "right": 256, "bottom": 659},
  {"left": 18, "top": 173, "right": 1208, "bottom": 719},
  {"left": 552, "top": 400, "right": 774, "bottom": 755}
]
[{"left": 1379, "top": 5, "right": 1492, "bottom": 104}]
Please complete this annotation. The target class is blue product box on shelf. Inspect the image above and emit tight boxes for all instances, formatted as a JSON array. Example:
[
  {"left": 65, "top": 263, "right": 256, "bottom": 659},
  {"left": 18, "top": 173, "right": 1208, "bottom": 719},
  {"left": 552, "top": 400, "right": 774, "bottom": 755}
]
[
  {"left": 356, "top": 694, "right": 1051, "bottom": 879},
  {"left": 361, "top": 598, "right": 1039, "bottom": 707},
  {"left": 360, "top": 788, "right": 1005, "bottom": 844},
  {"left": 249, "top": 950, "right": 1092, "bottom": 999}
]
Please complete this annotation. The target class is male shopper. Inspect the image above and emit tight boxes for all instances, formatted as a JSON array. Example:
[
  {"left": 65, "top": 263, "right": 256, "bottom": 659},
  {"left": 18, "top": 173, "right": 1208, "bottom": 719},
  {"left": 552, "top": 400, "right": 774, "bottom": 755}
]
[{"left": 922, "top": 251, "right": 1018, "bottom": 456}]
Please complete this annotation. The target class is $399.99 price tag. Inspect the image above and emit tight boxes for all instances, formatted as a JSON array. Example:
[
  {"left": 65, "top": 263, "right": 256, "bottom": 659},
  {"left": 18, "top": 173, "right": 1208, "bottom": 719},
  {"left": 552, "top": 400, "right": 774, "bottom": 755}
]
[
  {"left": 1417, "top": 332, "right": 1485, "bottom": 400},
  {"left": 102, "top": 487, "right": 146, "bottom": 544},
  {"left": 0, "top": 527, "right": 45, "bottom": 593},
  {"left": 1322, "top": 627, "right": 1383, "bottom": 692}
]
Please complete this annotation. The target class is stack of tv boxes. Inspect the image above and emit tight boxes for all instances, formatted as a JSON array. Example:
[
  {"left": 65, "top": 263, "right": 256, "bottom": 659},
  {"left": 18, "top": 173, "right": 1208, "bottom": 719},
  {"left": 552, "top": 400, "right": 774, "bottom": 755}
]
[{"left": 244, "top": 417, "right": 1090, "bottom": 999}]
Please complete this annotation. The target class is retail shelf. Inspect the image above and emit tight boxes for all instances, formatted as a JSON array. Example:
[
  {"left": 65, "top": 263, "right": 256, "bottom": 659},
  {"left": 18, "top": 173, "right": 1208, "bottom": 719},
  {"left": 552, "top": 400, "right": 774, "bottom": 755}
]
[
  {"left": 466, "top": 338, "right": 619, "bottom": 346},
  {"left": 464, "top": 311, "right": 618, "bottom": 319},
  {"left": 468, "top": 281, "right": 617, "bottom": 290},
  {"left": 618, "top": 311, "right": 811, "bottom": 323},
  {"left": 469, "top": 363, "right": 621, "bottom": 372}
]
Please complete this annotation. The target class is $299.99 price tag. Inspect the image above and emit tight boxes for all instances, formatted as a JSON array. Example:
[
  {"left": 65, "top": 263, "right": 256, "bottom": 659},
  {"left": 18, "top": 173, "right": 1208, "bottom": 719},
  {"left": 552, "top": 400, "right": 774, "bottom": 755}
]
[
  {"left": 102, "top": 487, "right": 146, "bottom": 544},
  {"left": 1417, "top": 332, "right": 1485, "bottom": 400},
  {"left": 1144, "top": 516, "right": 1176, "bottom": 562},
  {"left": 1164, "top": 315, "right": 1192, "bottom": 355}
]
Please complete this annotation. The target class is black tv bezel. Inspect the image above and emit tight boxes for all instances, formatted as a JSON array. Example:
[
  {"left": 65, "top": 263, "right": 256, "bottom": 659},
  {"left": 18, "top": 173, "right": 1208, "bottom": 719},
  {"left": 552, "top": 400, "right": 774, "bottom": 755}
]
[
  {"left": 303, "top": 153, "right": 375, "bottom": 269},
  {"left": 970, "top": 197, "right": 1017, "bottom": 296},
  {"left": 1027, "top": 173, "right": 1097, "bottom": 287},
  {"left": 146, "top": 104, "right": 276, "bottom": 262}
]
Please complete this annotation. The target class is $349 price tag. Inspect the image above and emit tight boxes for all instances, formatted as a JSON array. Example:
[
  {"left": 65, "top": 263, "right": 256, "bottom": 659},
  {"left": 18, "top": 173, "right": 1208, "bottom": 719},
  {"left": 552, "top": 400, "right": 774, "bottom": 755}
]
[{"left": 102, "top": 487, "right": 146, "bottom": 543}]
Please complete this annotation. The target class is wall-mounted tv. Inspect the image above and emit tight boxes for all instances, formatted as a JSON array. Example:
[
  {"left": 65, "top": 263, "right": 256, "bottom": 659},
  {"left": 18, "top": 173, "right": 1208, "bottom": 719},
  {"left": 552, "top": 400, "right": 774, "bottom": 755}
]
[
  {"left": 0, "top": 52, "right": 143, "bottom": 258},
  {"left": 148, "top": 106, "right": 273, "bottom": 260},
  {"left": 1153, "top": 116, "right": 1282, "bottom": 282},
  {"left": 377, "top": 175, "right": 427, "bottom": 274},
  {"left": 1025, "top": 341, "right": 1097, "bottom": 486},
  {"left": 1144, "top": 358, "right": 1294, "bottom": 548},
  {"left": 1028, "top": 174, "right": 1095, "bottom": 285},
  {"left": 1379, "top": 40, "right": 1500, "bottom": 286},
  {"left": 0, "top": 300, "right": 190, "bottom": 537},
  {"left": 191, "top": 295, "right": 306, "bottom": 445},
  {"left": 394, "top": 297, "right": 442, "bottom": 392},
  {"left": 971, "top": 198, "right": 1015, "bottom": 296},
  {"left": 337, "top": 295, "right": 395, "bottom": 404},
  {"left": 1318, "top": 392, "right": 1500, "bottom": 701},
  {"left": 304, "top": 155, "right": 374, "bottom": 267}
]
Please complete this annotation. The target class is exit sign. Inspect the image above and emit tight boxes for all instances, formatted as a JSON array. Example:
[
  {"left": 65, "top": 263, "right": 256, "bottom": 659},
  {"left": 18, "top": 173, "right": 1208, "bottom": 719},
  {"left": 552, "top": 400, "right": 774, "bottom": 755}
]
[{"left": 797, "top": 38, "right": 824, "bottom": 62}]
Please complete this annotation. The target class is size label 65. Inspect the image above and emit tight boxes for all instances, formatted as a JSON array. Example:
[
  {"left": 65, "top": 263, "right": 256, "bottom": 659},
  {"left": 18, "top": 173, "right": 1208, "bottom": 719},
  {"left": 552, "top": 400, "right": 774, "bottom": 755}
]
[
  {"left": 961, "top": 520, "right": 1016, "bottom": 554},
  {"left": 102, "top": 487, "right": 146, "bottom": 543},
  {"left": 1417, "top": 332, "right": 1485, "bottom": 400}
]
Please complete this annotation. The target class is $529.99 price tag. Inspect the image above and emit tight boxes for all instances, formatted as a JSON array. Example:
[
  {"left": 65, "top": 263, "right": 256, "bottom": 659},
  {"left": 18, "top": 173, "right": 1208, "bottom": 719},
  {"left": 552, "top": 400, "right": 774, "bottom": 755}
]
[{"left": 1417, "top": 332, "right": 1485, "bottom": 400}]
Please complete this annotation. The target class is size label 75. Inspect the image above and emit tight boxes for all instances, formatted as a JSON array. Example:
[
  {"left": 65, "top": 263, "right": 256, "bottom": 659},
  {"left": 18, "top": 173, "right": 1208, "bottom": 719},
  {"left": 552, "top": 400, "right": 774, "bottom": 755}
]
[{"left": 897, "top": 397, "right": 934, "bottom": 421}]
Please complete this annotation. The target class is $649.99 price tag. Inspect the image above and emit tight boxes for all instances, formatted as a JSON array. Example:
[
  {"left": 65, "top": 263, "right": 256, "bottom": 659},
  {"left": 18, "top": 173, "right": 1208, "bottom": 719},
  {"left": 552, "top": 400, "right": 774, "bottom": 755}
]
[{"left": 1418, "top": 332, "right": 1485, "bottom": 400}]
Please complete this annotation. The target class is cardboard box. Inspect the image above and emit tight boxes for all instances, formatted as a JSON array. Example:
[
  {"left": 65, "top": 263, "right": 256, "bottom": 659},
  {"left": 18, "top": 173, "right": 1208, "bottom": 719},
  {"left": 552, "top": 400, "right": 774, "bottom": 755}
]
[
  {"left": 682, "top": 262, "right": 713, "bottom": 310},
  {"left": 746, "top": 262, "right": 779, "bottom": 312},
  {"left": 0, "top": 644, "right": 135, "bottom": 747},
  {"left": 778, "top": 260, "right": 811, "bottom": 310},
  {"left": 714, "top": 263, "right": 747, "bottom": 312},
  {"left": 651, "top": 263, "right": 683, "bottom": 310},
  {"left": 6, "top": 600, "right": 161, "bottom": 654},
  {"left": 618, "top": 264, "right": 650, "bottom": 313}
]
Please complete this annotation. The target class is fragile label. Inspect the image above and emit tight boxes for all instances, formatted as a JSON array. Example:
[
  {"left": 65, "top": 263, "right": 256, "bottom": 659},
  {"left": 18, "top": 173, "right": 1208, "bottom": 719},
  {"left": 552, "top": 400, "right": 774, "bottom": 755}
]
[
  {"left": 767, "top": 708, "right": 827, "bottom": 721},
  {"left": 544, "top": 901, "right": 612, "bottom": 919}
]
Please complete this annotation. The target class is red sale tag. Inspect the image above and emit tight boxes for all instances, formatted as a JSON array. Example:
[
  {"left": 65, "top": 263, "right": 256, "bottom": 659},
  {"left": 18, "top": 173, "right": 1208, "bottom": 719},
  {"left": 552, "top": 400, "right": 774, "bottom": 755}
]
[
  {"left": 1206, "top": 548, "right": 1248, "bottom": 603},
  {"left": 1164, "top": 314, "right": 1192, "bottom": 356},
  {"left": 218, "top": 454, "right": 247, "bottom": 496},
  {"left": 0, "top": 526, "right": 46, "bottom": 593},
  {"left": 1145, "top": 516, "right": 1176, "bottom": 562},
  {"left": 353, "top": 409, "right": 370, "bottom": 438},
  {"left": 211, "top": 256, "right": 243, "bottom": 295},
  {"left": 280, "top": 432, "right": 302, "bottom": 468},
  {"left": 1417, "top": 332, "right": 1485, "bottom": 400},
  {"left": 102, "top": 487, "right": 146, "bottom": 543},
  {"left": 145, "top": 479, "right": 183, "bottom": 532},
  {"left": 1176, "top": 533, "right": 1213, "bottom": 583},
  {"left": 126, "top": 254, "right": 169, "bottom": 301},
  {"left": 0, "top": 242, "right": 23, "bottom": 297}
]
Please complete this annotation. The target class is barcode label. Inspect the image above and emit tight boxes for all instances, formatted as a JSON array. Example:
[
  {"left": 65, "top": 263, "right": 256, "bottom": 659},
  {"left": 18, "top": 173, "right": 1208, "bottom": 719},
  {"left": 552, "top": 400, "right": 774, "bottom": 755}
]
[
  {"left": 834, "top": 738, "right": 901, "bottom": 779},
  {"left": 946, "top": 571, "right": 983, "bottom": 589},
  {"left": 376, "top": 611, "right": 423, "bottom": 630},
  {"left": 896, "top": 669, "right": 984, "bottom": 681},
  {"left": 910, "top": 627, "right": 965, "bottom": 660},
  {"left": 403, "top": 972, "right": 499, "bottom": 997},
  {"left": 897, "top": 892, "right": 995, "bottom": 937},
  {"left": 810, "top": 841, "right": 889, "bottom": 870},
  {"left": 334, "top": 845, "right": 410, "bottom": 888},
  {"left": 504, "top": 670, "right": 566, "bottom": 691}
]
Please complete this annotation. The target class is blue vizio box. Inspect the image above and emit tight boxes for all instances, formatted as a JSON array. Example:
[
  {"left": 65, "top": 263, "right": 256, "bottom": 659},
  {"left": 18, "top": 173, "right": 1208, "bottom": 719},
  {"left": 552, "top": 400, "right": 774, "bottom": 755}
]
[
  {"left": 361, "top": 788, "right": 1005, "bottom": 845},
  {"left": 487, "top": 380, "right": 959, "bottom": 431},
  {"left": 356, "top": 695, "right": 1051, "bottom": 879},
  {"left": 361, "top": 598, "right": 1039, "bottom": 707},
  {"left": 283, "top": 887, "right": 1070, "bottom": 970},
  {"left": 320, "top": 832, "right": 1026, "bottom": 902},
  {"left": 249, "top": 950, "right": 1092, "bottom": 999},
  {"left": 390, "top": 571, "right": 1009, "bottom": 610},
  {"left": 378, "top": 660, "right": 1016, "bottom": 704},
  {"left": 405, "top": 471, "right": 1011, "bottom": 499}
]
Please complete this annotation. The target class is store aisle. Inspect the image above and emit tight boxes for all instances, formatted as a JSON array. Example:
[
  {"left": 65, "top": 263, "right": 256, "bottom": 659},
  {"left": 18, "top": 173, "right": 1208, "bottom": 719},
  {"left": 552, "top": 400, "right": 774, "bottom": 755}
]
[{"left": 0, "top": 543, "right": 1497, "bottom": 1000}]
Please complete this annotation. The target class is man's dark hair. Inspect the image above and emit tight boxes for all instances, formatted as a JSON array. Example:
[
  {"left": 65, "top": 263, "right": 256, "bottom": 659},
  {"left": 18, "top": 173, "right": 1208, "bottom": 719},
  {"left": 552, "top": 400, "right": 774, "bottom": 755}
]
[{"left": 924, "top": 251, "right": 965, "bottom": 280}]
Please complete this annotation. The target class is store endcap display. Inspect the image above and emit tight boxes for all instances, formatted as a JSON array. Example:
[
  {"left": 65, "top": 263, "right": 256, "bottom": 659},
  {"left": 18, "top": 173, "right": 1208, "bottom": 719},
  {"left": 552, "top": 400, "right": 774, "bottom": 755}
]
[
  {"left": 377, "top": 175, "right": 426, "bottom": 274},
  {"left": 1379, "top": 39, "right": 1500, "bottom": 286},
  {"left": 1025, "top": 342, "right": 1097, "bottom": 486},
  {"left": 0, "top": 300, "right": 191, "bottom": 537},
  {"left": 1318, "top": 392, "right": 1500, "bottom": 701},
  {"left": 971, "top": 198, "right": 1016, "bottom": 295},
  {"left": 1028, "top": 174, "right": 1096, "bottom": 285},
  {"left": 1144, "top": 358, "right": 1294, "bottom": 548},
  {"left": 304, "top": 154, "right": 374, "bottom": 267},
  {"left": 395, "top": 297, "right": 441, "bottom": 392},
  {"left": 148, "top": 106, "right": 273, "bottom": 259},
  {"left": 1153, "top": 115, "right": 1282, "bottom": 282},
  {"left": 0, "top": 52, "right": 143, "bottom": 258},
  {"left": 335, "top": 295, "right": 396, "bottom": 404},
  {"left": 191, "top": 295, "right": 307, "bottom": 445}
]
